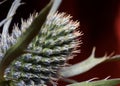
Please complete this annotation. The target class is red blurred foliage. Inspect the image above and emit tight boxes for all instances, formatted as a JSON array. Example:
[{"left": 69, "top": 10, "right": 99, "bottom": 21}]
[{"left": 115, "top": 4, "right": 120, "bottom": 52}]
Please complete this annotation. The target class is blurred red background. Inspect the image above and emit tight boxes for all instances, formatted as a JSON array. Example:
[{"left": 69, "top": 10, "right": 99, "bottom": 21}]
[{"left": 0, "top": 0, "right": 120, "bottom": 86}]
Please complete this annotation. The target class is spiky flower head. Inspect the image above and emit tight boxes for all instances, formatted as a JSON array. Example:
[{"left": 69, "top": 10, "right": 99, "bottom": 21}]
[{"left": 1, "top": 12, "right": 82, "bottom": 86}]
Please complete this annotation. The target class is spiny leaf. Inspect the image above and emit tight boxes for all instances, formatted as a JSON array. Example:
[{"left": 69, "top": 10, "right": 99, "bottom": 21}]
[
  {"left": 67, "top": 79, "right": 120, "bottom": 86},
  {"left": 0, "top": 16, "right": 12, "bottom": 27},
  {"left": 2, "top": 0, "right": 22, "bottom": 40},
  {"left": 60, "top": 47, "right": 107, "bottom": 77},
  {"left": 60, "top": 47, "right": 120, "bottom": 78},
  {"left": 0, "top": 0, "right": 54, "bottom": 81},
  {"left": 106, "top": 55, "right": 120, "bottom": 62}
]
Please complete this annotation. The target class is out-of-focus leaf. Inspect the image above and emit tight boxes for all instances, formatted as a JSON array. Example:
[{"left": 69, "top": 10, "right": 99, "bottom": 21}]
[
  {"left": 0, "top": 0, "right": 7, "bottom": 5},
  {"left": 0, "top": 0, "right": 55, "bottom": 81},
  {"left": 67, "top": 79, "right": 120, "bottom": 86}
]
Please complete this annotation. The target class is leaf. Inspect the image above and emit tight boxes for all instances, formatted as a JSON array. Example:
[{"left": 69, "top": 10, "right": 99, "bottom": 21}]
[
  {"left": 49, "top": 0, "right": 62, "bottom": 15},
  {"left": 0, "top": 0, "right": 55, "bottom": 81},
  {"left": 67, "top": 79, "right": 120, "bottom": 86},
  {"left": 0, "top": 16, "right": 12, "bottom": 27},
  {"left": 0, "top": 0, "right": 7, "bottom": 5},
  {"left": 60, "top": 47, "right": 120, "bottom": 78},
  {"left": 2, "top": 0, "right": 22, "bottom": 40},
  {"left": 106, "top": 55, "right": 120, "bottom": 62},
  {"left": 60, "top": 47, "right": 107, "bottom": 78}
]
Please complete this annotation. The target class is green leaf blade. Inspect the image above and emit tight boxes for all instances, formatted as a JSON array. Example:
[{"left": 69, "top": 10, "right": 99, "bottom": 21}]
[
  {"left": 67, "top": 79, "right": 120, "bottom": 86},
  {"left": 60, "top": 47, "right": 107, "bottom": 78}
]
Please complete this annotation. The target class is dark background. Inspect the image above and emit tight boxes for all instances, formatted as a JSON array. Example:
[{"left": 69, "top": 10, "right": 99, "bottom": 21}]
[{"left": 0, "top": 0, "right": 120, "bottom": 86}]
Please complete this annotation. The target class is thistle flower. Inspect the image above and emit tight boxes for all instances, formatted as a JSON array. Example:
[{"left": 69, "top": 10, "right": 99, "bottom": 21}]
[
  {"left": 0, "top": 12, "right": 82, "bottom": 86},
  {"left": 1, "top": 0, "right": 120, "bottom": 86}
]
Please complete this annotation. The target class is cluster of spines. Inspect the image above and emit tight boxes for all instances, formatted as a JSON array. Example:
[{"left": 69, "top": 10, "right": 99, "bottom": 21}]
[{"left": 3, "top": 12, "right": 82, "bottom": 86}]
